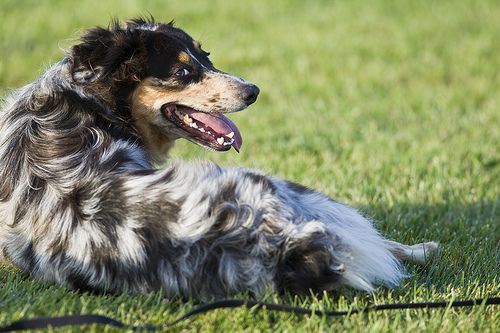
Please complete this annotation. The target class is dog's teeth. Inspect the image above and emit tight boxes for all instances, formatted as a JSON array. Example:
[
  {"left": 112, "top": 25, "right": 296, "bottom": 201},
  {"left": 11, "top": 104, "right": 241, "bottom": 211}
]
[
  {"left": 183, "top": 114, "right": 193, "bottom": 124},
  {"left": 190, "top": 122, "right": 198, "bottom": 129},
  {"left": 199, "top": 128, "right": 205, "bottom": 133},
  {"left": 226, "top": 132, "right": 234, "bottom": 139},
  {"left": 217, "top": 137, "right": 225, "bottom": 145}
]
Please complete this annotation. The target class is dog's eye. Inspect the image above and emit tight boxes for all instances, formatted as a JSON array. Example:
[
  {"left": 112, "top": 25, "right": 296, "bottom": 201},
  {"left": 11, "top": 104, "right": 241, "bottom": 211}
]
[{"left": 175, "top": 68, "right": 191, "bottom": 77}]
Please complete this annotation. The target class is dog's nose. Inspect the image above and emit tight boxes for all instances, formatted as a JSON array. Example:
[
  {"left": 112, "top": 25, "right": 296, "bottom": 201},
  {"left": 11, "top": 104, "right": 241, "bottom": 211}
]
[{"left": 242, "top": 84, "right": 260, "bottom": 105}]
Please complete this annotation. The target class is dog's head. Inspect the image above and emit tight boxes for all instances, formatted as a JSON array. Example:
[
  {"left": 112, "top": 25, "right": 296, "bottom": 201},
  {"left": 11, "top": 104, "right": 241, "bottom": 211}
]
[{"left": 70, "top": 18, "right": 259, "bottom": 156}]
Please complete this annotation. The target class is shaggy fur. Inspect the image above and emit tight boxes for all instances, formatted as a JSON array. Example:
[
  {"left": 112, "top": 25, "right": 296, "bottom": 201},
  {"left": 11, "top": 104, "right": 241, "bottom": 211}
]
[{"left": 0, "top": 18, "right": 438, "bottom": 298}]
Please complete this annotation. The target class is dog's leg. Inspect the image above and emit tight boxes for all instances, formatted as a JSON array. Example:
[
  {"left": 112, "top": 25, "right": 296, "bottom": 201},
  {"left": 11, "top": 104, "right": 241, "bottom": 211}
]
[
  {"left": 275, "top": 223, "right": 346, "bottom": 294},
  {"left": 385, "top": 240, "right": 439, "bottom": 265},
  {"left": 269, "top": 180, "right": 404, "bottom": 292},
  {"left": 270, "top": 179, "right": 442, "bottom": 292}
]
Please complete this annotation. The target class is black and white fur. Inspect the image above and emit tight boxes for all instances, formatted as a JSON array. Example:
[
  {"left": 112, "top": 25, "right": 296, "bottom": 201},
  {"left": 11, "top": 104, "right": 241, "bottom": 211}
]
[{"left": 0, "top": 18, "right": 438, "bottom": 298}]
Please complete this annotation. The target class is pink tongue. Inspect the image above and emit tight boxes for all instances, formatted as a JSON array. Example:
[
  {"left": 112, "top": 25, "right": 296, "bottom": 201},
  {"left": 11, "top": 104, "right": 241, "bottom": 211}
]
[{"left": 184, "top": 110, "right": 243, "bottom": 152}]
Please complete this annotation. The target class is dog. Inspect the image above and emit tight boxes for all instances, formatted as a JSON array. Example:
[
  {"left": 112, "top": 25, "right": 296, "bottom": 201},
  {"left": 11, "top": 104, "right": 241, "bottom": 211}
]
[{"left": 0, "top": 18, "right": 438, "bottom": 298}]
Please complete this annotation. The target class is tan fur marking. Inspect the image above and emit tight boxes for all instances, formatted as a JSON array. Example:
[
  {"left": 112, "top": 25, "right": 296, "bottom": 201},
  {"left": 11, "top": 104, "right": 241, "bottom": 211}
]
[
  {"left": 130, "top": 83, "right": 177, "bottom": 159},
  {"left": 178, "top": 51, "right": 191, "bottom": 64}
]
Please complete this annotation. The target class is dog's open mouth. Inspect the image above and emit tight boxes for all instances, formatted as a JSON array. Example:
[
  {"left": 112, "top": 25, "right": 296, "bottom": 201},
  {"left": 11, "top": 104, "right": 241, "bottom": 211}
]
[{"left": 161, "top": 104, "right": 243, "bottom": 152}]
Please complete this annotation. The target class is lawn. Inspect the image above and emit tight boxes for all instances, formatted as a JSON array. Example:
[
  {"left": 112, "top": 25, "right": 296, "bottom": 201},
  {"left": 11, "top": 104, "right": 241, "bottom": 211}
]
[{"left": 0, "top": 0, "right": 499, "bottom": 332}]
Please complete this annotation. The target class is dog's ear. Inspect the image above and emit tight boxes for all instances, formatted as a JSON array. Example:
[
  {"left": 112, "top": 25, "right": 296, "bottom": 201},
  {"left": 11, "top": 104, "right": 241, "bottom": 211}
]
[
  {"left": 71, "top": 27, "right": 113, "bottom": 83},
  {"left": 71, "top": 24, "right": 144, "bottom": 84}
]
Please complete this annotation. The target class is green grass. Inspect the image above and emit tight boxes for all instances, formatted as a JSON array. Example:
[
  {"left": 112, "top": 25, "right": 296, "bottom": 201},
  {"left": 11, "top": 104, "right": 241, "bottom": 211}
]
[{"left": 1, "top": 0, "right": 499, "bottom": 331}]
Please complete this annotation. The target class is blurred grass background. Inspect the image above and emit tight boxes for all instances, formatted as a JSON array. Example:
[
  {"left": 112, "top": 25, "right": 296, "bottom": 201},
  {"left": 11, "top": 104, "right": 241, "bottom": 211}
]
[{"left": 1, "top": 0, "right": 499, "bottom": 332}]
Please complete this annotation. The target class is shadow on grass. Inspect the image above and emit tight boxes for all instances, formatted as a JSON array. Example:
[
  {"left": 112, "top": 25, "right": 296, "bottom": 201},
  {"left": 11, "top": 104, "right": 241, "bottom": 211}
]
[{"left": 357, "top": 199, "right": 498, "bottom": 289}]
